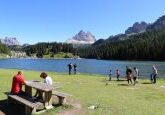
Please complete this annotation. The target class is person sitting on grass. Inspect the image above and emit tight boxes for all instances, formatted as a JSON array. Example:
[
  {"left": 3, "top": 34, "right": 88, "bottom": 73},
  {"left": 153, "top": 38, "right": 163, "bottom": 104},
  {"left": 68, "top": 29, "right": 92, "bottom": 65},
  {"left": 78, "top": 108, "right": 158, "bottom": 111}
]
[
  {"left": 11, "top": 71, "right": 26, "bottom": 95},
  {"left": 34, "top": 72, "right": 52, "bottom": 100}
]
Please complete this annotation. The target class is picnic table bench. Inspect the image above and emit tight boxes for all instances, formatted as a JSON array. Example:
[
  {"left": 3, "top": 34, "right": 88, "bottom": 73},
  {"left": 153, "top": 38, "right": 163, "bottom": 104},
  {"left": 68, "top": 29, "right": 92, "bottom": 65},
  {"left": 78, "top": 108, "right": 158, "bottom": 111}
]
[
  {"left": 52, "top": 91, "right": 71, "bottom": 104},
  {"left": 7, "top": 80, "right": 71, "bottom": 114},
  {"left": 7, "top": 80, "right": 54, "bottom": 115},
  {"left": 8, "top": 94, "right": 44, "bottom": 115}
]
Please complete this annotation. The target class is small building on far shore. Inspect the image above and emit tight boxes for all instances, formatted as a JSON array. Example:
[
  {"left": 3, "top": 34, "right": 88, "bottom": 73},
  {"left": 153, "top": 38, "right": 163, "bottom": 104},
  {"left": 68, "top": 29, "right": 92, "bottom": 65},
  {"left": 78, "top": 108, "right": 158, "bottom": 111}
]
[{"left": 10, "top": 51, "right": 27, "bottom": 58}]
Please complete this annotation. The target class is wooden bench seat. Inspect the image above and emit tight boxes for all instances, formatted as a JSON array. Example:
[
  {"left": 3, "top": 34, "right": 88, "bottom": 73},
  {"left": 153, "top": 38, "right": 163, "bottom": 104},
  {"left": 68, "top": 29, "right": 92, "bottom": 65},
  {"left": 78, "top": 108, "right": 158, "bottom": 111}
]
[
  {"left": 52, "top": 91, "right": 71, "bottom": 105},
  {"left": 8, "top": 94, "right": 44, "bottom": 115}
]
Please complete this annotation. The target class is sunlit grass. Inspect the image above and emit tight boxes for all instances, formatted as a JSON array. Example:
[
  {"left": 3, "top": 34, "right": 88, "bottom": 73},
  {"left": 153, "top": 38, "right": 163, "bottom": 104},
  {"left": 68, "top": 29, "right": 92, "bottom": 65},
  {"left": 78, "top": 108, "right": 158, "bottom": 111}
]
[
  {"left": 0, "top": 53, "right": 7, "bottom": 59},
  {"left": 0, "top": 69, "right": 165, "bottom": 115}
]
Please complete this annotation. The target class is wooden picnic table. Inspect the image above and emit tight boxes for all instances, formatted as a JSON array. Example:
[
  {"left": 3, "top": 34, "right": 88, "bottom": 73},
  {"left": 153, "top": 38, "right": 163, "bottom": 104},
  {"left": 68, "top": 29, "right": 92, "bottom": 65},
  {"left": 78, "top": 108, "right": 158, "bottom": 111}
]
[{"left": 25, "top": 80, "right": 54, "bottom": 109}]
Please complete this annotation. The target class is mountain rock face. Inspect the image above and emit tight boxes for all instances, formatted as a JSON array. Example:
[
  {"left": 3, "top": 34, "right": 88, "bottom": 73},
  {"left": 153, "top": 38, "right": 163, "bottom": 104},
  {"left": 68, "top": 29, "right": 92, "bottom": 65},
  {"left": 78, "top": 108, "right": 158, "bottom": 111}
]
[
  {"left": 66, "top": 30, "right": 96, "bottom": 44},
  {"left": 147, "top": 15, "right": 165, "bottom": 31},
  {"left": 0, "top": 37, "right": 20, "bottom": 46},
  {"left": 125, "top": 22, "right": 149, "bottom": 34},
  {"left": 92, "top": 14, "right": 165, "bottom": 46},
  {"left": 125, "top": 15, "right": 165, "bottom": 35}
]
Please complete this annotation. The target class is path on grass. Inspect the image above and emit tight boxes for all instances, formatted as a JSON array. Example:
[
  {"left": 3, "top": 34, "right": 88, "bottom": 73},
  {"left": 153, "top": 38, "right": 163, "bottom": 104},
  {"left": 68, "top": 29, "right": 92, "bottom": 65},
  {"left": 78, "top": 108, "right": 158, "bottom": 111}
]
[{"left": 57, "top": 98, "right": 85, "bottom": 115}]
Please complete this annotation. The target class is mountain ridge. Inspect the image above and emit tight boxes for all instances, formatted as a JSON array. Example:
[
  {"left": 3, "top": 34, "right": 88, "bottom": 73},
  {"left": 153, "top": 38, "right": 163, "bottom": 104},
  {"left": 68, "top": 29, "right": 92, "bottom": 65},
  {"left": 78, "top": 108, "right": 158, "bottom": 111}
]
[
  {"left": 66, "top": 30, "right": 96, "bottom": 44},
  {"left": 0, "top": 37, "right": 20, "bottom": 46},
  {"left": 93, "top": 14, "right": 165, "bottom": 45}
]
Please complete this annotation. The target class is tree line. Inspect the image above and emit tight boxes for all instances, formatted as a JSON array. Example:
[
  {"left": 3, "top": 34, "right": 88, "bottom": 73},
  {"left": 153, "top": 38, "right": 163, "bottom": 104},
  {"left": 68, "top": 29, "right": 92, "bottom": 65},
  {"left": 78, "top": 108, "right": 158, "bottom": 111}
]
[
  {"left": 0, "top": 41, "right": 10, "bottom": 54},
  {"left": 23, "top": 42, "right": 75, "bottom": 58},
  {"left": 77, "top": 28, "right": 165, "bottom": 60}
]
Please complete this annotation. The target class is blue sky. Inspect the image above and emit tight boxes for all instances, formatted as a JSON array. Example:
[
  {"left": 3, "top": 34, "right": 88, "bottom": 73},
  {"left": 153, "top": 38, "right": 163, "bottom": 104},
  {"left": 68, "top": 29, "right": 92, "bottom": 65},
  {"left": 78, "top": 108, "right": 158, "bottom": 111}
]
[{"left": 0, "top": 0, "right": 164, "bottom": 44}]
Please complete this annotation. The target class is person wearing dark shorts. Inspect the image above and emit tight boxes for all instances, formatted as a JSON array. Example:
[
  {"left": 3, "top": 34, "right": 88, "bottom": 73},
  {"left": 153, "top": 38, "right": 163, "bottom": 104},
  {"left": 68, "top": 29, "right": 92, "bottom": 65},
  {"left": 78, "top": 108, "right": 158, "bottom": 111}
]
[
  {"left": 126, "top": 66, "right": 132, "bottom": 84},
  {"left": 133, "top": 67, "right": 139, "bottom": 85}
]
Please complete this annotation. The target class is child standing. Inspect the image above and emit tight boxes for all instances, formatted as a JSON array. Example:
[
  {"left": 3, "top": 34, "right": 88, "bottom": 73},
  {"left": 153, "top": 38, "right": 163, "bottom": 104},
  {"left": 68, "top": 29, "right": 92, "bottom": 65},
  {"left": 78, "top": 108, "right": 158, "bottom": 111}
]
[
  {"left": 109, "top": 70, "right": 112, "bottom": 81},
  {"left": 116, "top": 69, "right": 120, "bottom": 81}
]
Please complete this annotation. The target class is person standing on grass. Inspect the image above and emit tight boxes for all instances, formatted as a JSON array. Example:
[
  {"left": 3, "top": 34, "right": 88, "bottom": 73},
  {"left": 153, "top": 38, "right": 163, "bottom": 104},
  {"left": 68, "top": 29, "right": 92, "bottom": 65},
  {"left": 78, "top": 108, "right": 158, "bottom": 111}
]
[
  {"left": 133, "top": 67, "right": 139, "bottom": 85},
  {"left": 11, "top": 71, "right": 26, "bottom": 95},
  {"left": 73, "top": 63, "right": 77, "bottom": 74},
  {"left": 108, "top": 69, "right": 112, "bottom": 81},
  {"left": 152, "top": 65, "right": 158, "bottom": 84},
  {"left": 126, "top": 66, "right": 132, "bottom": 84},
  {"left": 68, "top": 63, "right": 72, "bottom": 75},
  {"left": 116, "top": 69, "right": 120, "bottom": 81}
]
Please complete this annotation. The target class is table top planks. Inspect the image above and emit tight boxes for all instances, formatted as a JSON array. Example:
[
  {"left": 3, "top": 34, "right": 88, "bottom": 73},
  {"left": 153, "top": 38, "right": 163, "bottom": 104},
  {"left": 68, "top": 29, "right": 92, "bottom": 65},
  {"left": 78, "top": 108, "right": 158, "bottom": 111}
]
[{"left": 25, "top": 81, "right": 54, "bottom": 92}]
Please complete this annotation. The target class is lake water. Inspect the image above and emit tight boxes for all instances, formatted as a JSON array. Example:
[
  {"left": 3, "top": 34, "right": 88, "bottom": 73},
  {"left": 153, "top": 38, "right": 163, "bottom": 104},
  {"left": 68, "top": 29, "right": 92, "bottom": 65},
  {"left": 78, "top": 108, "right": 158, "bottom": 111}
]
[{"left": 0, "top": 58, "right": 165, "bottom": 78}]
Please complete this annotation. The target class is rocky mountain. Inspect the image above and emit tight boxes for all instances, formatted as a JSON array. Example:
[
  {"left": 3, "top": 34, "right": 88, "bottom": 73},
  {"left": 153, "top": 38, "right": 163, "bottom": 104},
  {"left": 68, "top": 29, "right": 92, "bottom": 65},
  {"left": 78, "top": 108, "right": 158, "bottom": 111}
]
[
  {"left": 93, "top": 15, "right": 165, "bottom": 45},
  {"left": 147, "top": 15, "right": 165, "bottom": 31},
  {"left": 66, "top": 30, "right": 96, "bottom": 44},
  {"left": 0, "top": 37, "right": 20, "bottom": 46},
  {"left": 107, "top": 15, "right": 165, "bottom": 43},
  {"left": 125, "top": 15, "right": 165, "bottom": 35},
  {"left": 125, "top": 21, "right": 149, "bottom": 34}
]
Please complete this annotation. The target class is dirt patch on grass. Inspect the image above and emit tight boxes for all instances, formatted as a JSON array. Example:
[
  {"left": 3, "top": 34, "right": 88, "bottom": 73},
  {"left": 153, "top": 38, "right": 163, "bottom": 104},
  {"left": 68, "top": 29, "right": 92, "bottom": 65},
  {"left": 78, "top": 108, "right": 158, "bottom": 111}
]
[{"left": 56, "top": 97, "right": 86, "bottom": 115}]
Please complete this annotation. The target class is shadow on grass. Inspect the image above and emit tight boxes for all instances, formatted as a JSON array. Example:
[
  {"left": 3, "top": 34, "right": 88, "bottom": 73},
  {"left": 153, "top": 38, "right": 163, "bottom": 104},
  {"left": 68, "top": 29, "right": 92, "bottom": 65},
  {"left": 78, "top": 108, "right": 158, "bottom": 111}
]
[
  {"left": 141, "top": 82, "right": 152, "bottom": 84},
  {"left": 1, "top": 92, "right": 65, "bottom": 115},
  {"left": 101, "top": 79, "right": 127, "bottom": 82},
  {"left": 118, "top": 84, "right": 129, "bottom": 86},
  {"left": 114, "top": 79, "right": 127, "bottom": 82},
  {"left": 0, "top": 99, "right": 24, "bottom": 115}
]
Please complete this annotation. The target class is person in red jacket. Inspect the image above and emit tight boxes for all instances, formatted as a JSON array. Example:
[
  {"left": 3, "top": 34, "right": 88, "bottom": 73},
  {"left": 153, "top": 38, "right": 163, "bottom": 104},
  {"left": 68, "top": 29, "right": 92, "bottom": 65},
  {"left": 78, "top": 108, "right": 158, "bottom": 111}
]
[{"left": 11, "top": 71, "right": 26, "bottom": 95}]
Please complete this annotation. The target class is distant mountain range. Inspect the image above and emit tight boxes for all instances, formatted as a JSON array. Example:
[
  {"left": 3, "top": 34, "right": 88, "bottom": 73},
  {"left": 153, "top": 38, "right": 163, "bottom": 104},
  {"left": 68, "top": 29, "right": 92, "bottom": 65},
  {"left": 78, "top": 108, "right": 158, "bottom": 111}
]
[
  {"left": 1, "top": 15, "right": 165, "bottom": 46},
  {"left": 125, "top": 15, "right": 165, "bottom": 35},
  {"left": 0, "top": 37, "right": 20, "bottom": 46},
  {"left": 94, "top": 14, "right": 165, "bottom": 45},
  {"left": 147, "top": 15, "right": 165, "bottom": 31},
  {"left": 125, "top": 21, "right": 149, "bottom": 34},
  {"left": 66, "top": 30, "right": 96, "bottom": 44}
]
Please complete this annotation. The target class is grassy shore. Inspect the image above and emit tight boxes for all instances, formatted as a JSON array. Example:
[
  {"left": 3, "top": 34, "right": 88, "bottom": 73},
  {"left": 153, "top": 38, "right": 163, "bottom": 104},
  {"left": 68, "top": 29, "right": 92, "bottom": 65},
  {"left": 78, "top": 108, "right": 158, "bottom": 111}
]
[
  {"left": 43, "top": 52, "right": 74, "bottom": 59},
  {"left": 0, "top": 54, "right": 7, "bottom": 59},
  {"left": 0, "top": 69, "right": 165, "bottom": 115}
]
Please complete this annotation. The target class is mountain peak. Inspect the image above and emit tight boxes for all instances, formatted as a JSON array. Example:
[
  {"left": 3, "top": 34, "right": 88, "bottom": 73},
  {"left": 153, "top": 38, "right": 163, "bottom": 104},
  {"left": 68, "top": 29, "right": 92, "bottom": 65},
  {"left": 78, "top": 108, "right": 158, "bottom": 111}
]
[
  {"left": 0, "top": 37, "right": 20, "bottom": 46},
  {"left": 66, "top": 30, "right": 96, "bottom": 44},
  {"left": 147, "top": 15, "right": 165, "bottom": 31},
  {"left": 125, "top": 21, "right": 149, "bottom": 34}
]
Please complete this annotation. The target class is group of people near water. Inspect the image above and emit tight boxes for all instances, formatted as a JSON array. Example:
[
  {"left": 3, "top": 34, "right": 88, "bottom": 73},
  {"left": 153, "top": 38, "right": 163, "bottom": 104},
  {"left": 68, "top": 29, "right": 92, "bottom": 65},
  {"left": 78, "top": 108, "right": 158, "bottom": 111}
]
[
  {"left": 108, "top": 65, "right": 158, "bottom": 85},
  {"left": 10, "top": 64, "right": 158, "bottom": 98},
  {"left": 67, "top": 63, "right": 77, "bottom": 75}
]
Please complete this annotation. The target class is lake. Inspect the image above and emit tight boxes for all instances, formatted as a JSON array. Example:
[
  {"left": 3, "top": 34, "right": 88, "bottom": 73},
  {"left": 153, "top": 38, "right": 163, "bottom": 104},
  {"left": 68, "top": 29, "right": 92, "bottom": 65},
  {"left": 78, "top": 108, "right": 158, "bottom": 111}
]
[{"left": 0, "top": 58, "right": 165, "bottom": 78}]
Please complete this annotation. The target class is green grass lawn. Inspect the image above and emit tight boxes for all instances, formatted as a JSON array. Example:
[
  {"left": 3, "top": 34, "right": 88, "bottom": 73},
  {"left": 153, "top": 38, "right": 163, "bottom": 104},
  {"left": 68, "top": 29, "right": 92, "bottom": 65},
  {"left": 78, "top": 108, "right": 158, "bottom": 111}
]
[
  {"left": 0, "top": 54, "right": 7, "bottom": 59},
  {"left": 0, "top": 69, "right": 165, "bottom": 115}
]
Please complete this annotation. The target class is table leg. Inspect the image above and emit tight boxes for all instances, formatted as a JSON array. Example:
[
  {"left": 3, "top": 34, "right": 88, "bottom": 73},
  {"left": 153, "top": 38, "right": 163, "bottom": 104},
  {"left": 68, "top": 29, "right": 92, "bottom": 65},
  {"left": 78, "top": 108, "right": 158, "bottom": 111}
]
[
  {"left": 25, "top": 85, "right": 32, "bottom": 97},
  {"left": 44, "top": 91, "right": 53, "bottom": 109}
]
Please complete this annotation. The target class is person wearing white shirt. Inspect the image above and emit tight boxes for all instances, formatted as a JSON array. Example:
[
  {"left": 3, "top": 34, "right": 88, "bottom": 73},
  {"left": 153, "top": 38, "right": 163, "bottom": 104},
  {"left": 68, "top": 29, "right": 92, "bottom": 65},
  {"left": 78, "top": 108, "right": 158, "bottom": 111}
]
[
  {"left": 152, "top": 65, "right": 158, "bottom": 84},
  {"left": 34, "top": 72, "right": 53, "bottom": 99},
  {"left": 133, "top": 67, "right": 139, "bottom": 85},
  {"left": 44, "top": 75, "right": 52, "bottom": 85}
]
